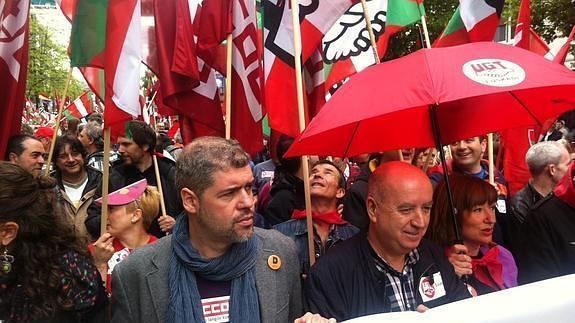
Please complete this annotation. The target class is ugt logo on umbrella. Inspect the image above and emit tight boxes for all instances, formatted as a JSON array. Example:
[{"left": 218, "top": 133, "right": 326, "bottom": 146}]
[{"left": 463, "top": 59, "right": 526, "bottom": 87}]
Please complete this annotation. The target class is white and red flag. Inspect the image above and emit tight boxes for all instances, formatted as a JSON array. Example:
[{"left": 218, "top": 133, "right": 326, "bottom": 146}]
[
  {"left": 263, "top": 0, "right": 356, "bottom": 138},
  {"left": 434, "top": 0, "right": 504, "bottom": 47},
  {"left": 104, "top": 0, "right": 142, "bottom": 133},
  {"left": 153, "top": 0, "right": 225, "bottom": 139},
  {"left": 231, "top": 0, "right": 264, "bottom": 156},
  {"left": 0, "top": 0, "right": 30, "bottom": 158},
  {"left": 64, "top": 92, "right": 93, "bottom": 120}
]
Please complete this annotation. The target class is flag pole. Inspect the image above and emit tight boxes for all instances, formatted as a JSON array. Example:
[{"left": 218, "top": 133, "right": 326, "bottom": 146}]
[
  {"left": 289, "top": 0, "right": 316, "bottom": 267},
  {"left": 488, "top": 133, "right": 495, "bottom": 185},
  {"left": 44, "top": 67, "right": 73, "bottom": 177},
  {"left": 359, "top": 0, "right": 403, "bottom": 161},
  {"left": 359, "top": 0, "right": 380, "bottom": 63},
  {"left": 153, "top": 154, "right": 168, "bottom": 218},
  {"left": 100, "top": 126, "right": 111, "bottom": 237},
  {"left": 225, "top": 33, "right": 233, "bottom": 140}
]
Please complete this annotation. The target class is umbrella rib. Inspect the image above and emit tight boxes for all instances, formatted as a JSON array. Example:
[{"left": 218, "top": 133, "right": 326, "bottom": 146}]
[
  {"left": 343, "top": 121, "right": 360, "bottom": 157},
  {"left": 509, "top": 91, "right": 543, "bottom": 127}
]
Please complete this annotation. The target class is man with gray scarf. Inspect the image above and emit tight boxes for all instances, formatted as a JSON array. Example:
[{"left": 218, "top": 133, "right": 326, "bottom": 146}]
[{"left": 111, "top": 137, "right": 326, "bottom": 323}]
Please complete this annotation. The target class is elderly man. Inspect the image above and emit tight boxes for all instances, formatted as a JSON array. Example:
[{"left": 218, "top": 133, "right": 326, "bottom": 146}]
[
  {"left": 85, "top": 121, "right": 180, "bottom": 239},
  {"left": 306, "top": 162, "right": 470, "bottom": 321},
  {"left": 274, "top": 160, "right": 359, "bottom": 277},
  {"left": 111, "top": 137, "right": 305, "bottom": 323},
  {"left": 4, "top": 134, "right": 45, "bottom": 177},
  {"left": 516, "top": 160, "right": 575, "bottom": 285},
  {"left": 512, "top": 141, "right": 572, "bottom": 224}
]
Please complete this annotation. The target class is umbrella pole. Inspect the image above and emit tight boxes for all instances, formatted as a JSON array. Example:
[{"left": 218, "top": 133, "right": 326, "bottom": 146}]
[
  {"left": 487, "top": 133, "right": 495, "bottom": 185},
  {"left": 290, "top": 0, "right": 316, "bottom": 267},
  {"left": 429, "top": 105, "right": 462, "bottom": 243}
]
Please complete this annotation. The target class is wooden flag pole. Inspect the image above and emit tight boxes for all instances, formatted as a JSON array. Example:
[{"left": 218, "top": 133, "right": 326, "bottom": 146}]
[
  {"left": 100, "top": 126, "right": 111, "bottom": 285},
  {"left": 100, "top": 127, "right": 111, "bottom": 235},
  {"left": 44, "top": 67, "right": 73, "bottom": 177},
  {"left": 488, "top": 133, "right": 495, "bottom": 185},
  {"left": 289, "top": 0, "right": 316, "bottom": 267},
  {"left": 359, "top": 0, "right": 380, "bottom": 63},
  {"left": 153, "top": 155, "right": 168, "bottom": 218},
  {"left": 225, "top": 33, "right": 233, "bottom": 140}
]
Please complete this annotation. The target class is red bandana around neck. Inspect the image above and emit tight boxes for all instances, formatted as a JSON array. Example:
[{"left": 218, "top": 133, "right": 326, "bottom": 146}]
[{"left": 292, "top": 209, "right": 348, "bottom": 226}]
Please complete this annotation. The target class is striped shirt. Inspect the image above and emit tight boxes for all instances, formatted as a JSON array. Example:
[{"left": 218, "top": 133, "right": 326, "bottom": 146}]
[{"left": 372, "top": 248, "right": 420, "bottom": 312}]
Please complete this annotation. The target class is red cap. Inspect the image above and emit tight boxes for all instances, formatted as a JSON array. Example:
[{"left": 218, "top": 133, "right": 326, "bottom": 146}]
[{"left": 35, "top": 126, "right": 55, "bottom": 139}]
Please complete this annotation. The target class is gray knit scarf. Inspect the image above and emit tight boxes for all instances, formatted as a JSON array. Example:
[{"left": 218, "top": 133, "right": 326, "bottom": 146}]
[{"left": 167, "top": 214, "right": 261, "bottom": 323}]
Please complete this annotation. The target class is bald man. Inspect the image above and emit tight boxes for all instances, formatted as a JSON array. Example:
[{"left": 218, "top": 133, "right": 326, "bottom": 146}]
[{"left": 305, "top": 162, "right": 470, "bottom": 321}]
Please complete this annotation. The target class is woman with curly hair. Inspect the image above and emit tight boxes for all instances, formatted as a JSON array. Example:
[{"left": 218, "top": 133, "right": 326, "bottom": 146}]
[
  {"left": 425, "top": 174, "right": 518, "bottom": 296},
  {"left": 0, "top": 162, "right": 106, "bottom": 322}
]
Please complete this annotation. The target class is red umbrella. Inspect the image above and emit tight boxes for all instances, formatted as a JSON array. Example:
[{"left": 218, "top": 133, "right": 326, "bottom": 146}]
[
  {"left": 287, "top": 42, "right": 575, "bottom": 158},
  {"left": 286, "top": 41, "right": 575, "bottom": 242}
]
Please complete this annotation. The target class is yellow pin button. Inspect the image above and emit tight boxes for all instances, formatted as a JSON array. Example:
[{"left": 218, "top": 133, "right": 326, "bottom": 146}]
[{"left": 267, "top": 255, "right": 281, "bottom": 270}]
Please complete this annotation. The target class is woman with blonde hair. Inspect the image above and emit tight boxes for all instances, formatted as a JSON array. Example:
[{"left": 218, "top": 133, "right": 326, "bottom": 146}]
[
  {"left": 426, "top": 174, "right": 517, "bottom": 295},
  {"left": 90, "top": 179, "right": 161, "bottom": 293}
]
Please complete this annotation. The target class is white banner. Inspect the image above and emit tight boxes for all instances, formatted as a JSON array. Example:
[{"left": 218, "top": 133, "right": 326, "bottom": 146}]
[{"left": 344, "top": 274, "right": 575, "bottom": 323}]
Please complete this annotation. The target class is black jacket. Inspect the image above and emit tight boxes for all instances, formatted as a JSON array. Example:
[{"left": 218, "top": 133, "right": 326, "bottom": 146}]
[
  {"left": 511, "top": 182, "right": 544, "bottom": 225},
  {"left": 263, "top": 172, "right": 305, "bottom": 226},
  {"left": 85, "top": 156, "right": 182, "bottom": 239},
  {"left": 305, "top": 234, "right": 470, "bottom": 321},
  {"left": 342, "top": 164, "right": 371, "bottom": 231},
  {"left": 516, "top": 194, "right": 575, "bottom": 284}
]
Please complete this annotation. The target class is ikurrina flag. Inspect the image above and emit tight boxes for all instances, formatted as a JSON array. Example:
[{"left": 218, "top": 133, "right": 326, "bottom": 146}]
[
  {"left": 323, "top": 0, "right": 424, "bottom": 92},
  {"left": 104, "top": 0, "right": 142, "bottom": 131},
  {"left": 0, "top": 0, "right": 30, "bottom": 159},
  {"left": 56, "top": 0, "right": 105, "bottom": 100},
  {"left": 433, "top": 0, "right": 504, "bottom": 48},
  {"left": 64, "top": 92, "right": 93, "bottom": 120},
  {"left": 263, "top": 0, "right": 357, "bottom": 138}
]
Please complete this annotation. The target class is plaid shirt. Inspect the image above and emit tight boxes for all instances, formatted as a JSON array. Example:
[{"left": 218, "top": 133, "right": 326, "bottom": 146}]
[{"left": 372, "top": 248, "right": 420, "bottom": 312}]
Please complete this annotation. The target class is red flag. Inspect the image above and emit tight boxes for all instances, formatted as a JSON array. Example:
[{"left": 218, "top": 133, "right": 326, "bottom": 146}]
[
  {"left": 63, "top": 91, "right": 93, "bottom": 120},
  {"left": 553, "top": 25, "right": 575, "bottom": 65},
  {"left": 153, "top": 0, "right": 224, "bottom": 138},
  {"left": 104, "top": 0, "right": 142, "bottom": 135},
  {"left": 513, "top": 0, "right": 530, "bottom": 49},
  {"left": 197, "top": 0, "right": 233, "bottom": 51},
  {"left": 0, "top": 0, "right": 30, "bottom": 158},
  {"left": 231, "top": 0, "right": 263, "bottom": 156}
]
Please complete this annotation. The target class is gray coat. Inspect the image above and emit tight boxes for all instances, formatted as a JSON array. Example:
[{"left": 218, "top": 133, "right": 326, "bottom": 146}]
[{"left": 111, "top": 228, "right": 302, "bottom": 323}]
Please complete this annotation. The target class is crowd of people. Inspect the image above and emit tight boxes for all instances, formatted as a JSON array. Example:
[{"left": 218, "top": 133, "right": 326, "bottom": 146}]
[{"left": 1, "top": 114, "right": 574, "bottom": 322}]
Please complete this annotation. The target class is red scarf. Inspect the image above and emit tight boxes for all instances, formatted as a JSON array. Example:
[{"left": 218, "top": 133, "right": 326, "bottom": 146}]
[
  {"left": 554, "top": 162, "right": 575, "bottom": 209},
  {"left": 292, "top": 209, "right": 348, "bottom": 226},
  {"left": 472, "top": 246, "right": 504, "bottom": 290}
]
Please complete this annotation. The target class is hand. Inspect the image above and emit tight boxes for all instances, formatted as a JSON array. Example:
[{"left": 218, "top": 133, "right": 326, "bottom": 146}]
[
  {"left": 416, "top": 304, "right": 429, "bottom": 313},
  {"left": 93, "top": 233, "right": 115, "bottom": 268},
  {"left": 294, "top": 312, "right": 337, "bottom": 323},
  {"left": 447, "top": 244, "right": 473, "bottom": 278},
  {"left": 158, "top": 215, "right": 176, "bottom": 233}
]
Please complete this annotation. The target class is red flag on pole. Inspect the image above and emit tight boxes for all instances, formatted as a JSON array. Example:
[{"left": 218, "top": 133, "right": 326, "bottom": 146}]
[
  {"left": 104, "top": 0, "right": 142, "bottom": 134},
  {"left": 0, "top": 0, "right": 30, "bottom": 159},
  {"left": 153, "top": 0, "right": 224, "bottom": 138},
  {"left": 231, "top": 0, "right": 264, "bottom": 156},
  {"left": 554, "top": 25, "right": 575, "bottom": 65}
]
